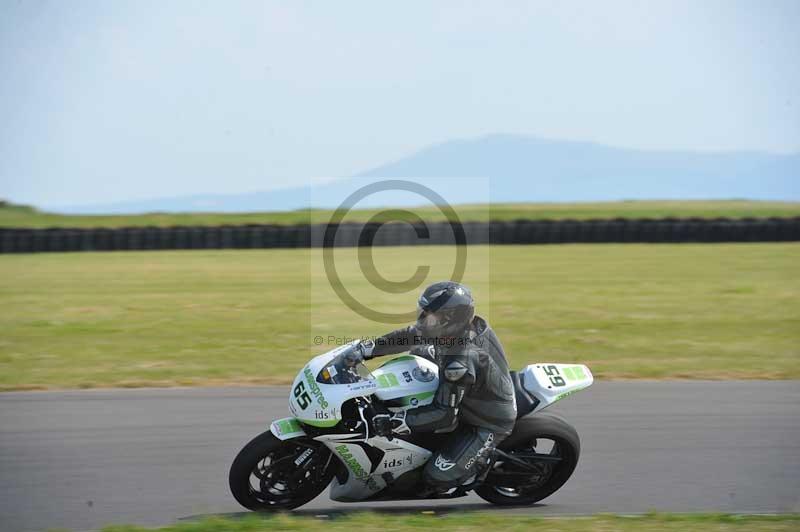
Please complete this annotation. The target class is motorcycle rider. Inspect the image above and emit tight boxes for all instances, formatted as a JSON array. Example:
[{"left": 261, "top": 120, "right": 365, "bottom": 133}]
[{"left": 355, "top": 281, "right": 517, "bottom": 491}]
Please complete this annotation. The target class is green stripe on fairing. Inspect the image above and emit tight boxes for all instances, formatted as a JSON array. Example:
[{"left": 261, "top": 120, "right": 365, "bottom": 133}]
[
  {"left": 400, "top": 391, "right": 435, "bottom": 405},
  {"left": 276, "top": 418, "right": 302, "bottom": 434},
  {"left": 563, "top": 365, "right": 586, "bottom": 381},
  {"left": 377, "top": 373, "right": 400, "bottom": 388},
  {"left": 378, "top": 355, "right": 417, "bottom": 368},
  {"left": 556, "top": 386, "right": 587, "bottom": 401},
  {"left": 300, "top": 418, "right": 340, "bottom": 427}
]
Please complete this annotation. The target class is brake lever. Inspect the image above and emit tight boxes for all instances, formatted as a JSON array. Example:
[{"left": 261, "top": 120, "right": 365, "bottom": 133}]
[{"left": 357, "top": 400, "right": 371, "bottom": 442}]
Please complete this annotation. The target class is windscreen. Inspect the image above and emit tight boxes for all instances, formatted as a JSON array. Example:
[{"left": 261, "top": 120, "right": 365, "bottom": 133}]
[{"left": 316, "top": 344, "right": 374, "bottom": 385}]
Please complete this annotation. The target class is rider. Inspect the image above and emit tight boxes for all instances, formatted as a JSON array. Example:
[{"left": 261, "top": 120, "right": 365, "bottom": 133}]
[{"left": 356, "top": 281, "right": 517, "bottom": 491}]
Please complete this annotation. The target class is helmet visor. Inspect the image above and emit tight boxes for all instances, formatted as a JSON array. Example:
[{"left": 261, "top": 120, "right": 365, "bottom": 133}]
[{"left": 416, "top": 305, "right": 446, "bottom": 336}]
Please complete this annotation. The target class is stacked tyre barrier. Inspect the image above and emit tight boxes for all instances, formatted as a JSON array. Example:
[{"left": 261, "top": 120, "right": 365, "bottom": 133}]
[{"left": 0, "top": 217, "right": 798, "bottom": 253}]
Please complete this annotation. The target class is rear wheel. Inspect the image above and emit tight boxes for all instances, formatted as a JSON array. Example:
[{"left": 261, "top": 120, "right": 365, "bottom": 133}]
[
  {"left": 229, "top": 430, "right": 334, "bottom": 511},
  {"left": 475, "top": 412, "right": 580, "bottom": 506}
]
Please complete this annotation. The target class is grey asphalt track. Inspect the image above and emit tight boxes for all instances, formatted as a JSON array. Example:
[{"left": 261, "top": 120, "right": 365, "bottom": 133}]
[{"left": 1, "top": 381, "right": 799, "bottom": 532}]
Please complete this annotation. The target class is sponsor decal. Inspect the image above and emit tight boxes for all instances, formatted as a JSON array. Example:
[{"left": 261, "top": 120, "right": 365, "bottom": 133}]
[
  {"left": 434, "top": 455, "right": 456, "bottom": 471},
  {"left": 556, "top": 387, "right": 587, "bottom": 401},
  {"left": 383, "top": 454, "right": 413, "bottom": 469},
  {"left": 335, "top": 444, "right": 380, "bottom": 491},
  {"left": 412, "top": 366, "right": 436, "bottom": 382},
  {"left": 314, "top": 407, "right": 338, "bottom": 422},
  {"left": 400, "top": 391, "right": 434, "bottom": 406},
  {"left": 304, "top": 366, "right": 329, "bottom": 409},
  {"left": 465, "top": 433, "right": 495, "bottom": 470},
  {"left": 294, "top": 448, "right": 313, "bottom": 466},
  {"left": 349, "top": 381, "right": 378, "bottom": 392}
]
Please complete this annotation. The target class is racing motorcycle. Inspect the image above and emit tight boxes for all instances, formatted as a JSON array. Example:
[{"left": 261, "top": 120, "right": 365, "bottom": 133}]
[{"left": 229, "top": 342, "right": 593, "bottom": 510}]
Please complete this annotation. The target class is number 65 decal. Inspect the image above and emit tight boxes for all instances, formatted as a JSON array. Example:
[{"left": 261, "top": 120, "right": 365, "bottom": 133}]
[
  {"left": 293, "top": 381, "right": 312, "bottom": 410},
  {"left": 544, "top": 365, "right": 566, "bottom": 387}
]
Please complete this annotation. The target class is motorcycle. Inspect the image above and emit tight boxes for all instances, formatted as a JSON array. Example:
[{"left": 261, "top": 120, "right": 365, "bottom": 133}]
[{"left": 229, "top": 341, "right": 593, "bottom": 510}]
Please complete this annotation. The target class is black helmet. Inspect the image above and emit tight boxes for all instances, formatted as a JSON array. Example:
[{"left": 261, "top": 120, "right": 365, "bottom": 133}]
[{"left": 415, "top": 281, "right": 475, "bottom": 338}]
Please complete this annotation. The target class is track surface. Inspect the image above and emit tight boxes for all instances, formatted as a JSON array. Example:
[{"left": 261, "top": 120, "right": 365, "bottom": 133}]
[{"left": 1, "top": 381, "right": 799, "bottom": 532}]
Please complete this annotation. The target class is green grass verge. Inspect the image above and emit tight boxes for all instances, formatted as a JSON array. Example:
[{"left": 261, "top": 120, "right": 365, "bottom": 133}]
[
  {"left": 1, "top": 243, "right": 797, "bottom": 391},
  {"left": 2, "top": 200, "right": 799, "bottom": 228},
  {"left": 100, "top": 513, "right": 800, "bottom": 532}
]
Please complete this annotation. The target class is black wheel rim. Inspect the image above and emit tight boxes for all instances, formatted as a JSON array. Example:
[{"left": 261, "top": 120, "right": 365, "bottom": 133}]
[
  {"left": 491, "top": 437, "right": 562, "bottom": 498},
  {"left": 247, "top": 440, "right": 331, "bottom": 507}
]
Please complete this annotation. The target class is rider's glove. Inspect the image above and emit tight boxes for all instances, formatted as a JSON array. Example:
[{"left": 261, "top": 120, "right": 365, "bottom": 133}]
[
  {"left": 355, "top": 339, "right": 376, "bottom": 360},
  {"left": 342, "top": 340, "right": 375, "bottom": 367},
  {"left": 371, "top": 411, "right": 411, "bottom": 439},
  {"left": 410, "top": 344, "right": 435, "bottom": 361}
]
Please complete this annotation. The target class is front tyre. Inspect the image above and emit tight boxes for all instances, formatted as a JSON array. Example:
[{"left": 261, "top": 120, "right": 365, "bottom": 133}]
[
  {"left": 475, "top": 412, "right": 580, "bottom": 506},
  {"left": 229, "top": 430, "right": 333, "bottom": 511}
]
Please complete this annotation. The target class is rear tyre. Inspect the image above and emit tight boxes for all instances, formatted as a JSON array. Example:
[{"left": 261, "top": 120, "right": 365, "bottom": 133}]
[
  {"left": 229, "top": 430, "right": 333, "bottom": 511},
  {"left": 475, "top": 412, "right": 580, "bottom": 506}
]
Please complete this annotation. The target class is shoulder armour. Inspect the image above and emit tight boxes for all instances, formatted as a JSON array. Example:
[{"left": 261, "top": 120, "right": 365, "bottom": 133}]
[{"left": 444, "top": 359, "right": 469, "bottom": 382}]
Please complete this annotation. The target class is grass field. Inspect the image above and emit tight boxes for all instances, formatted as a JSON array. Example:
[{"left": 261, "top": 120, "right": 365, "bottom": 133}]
[
  {"left": 2, "top": 200, "right": 799, "bottom": 228},
  {"left": 1, "top": 243, "right": 797, "bottom": 391},
  {"left": 101, "top": 513, "right": 800, "bottom": 532}
]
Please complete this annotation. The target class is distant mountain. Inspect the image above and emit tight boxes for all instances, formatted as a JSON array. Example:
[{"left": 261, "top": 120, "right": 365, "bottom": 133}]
[
  {"left": 357, "top": 134, "right": 799, "bottom": 202},
  {"left": 53, "top": 134, "right": 799, "bottom": 214}
]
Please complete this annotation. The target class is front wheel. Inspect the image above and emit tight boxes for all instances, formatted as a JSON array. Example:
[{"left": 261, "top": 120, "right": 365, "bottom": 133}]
[
  {"left": 475, "top": 412, "right": 580, "bottom": 506},
  {"left": 229, "top": 430, "right": 334, "bottom": 511}
]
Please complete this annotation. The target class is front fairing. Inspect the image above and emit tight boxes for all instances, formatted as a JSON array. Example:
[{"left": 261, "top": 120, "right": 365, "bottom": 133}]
[{"left": 288, "top": 342, "right": 378, "bottom": 428}]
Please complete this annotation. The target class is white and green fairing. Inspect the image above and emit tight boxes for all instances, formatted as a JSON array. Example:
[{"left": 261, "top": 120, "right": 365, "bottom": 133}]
[
  {"left": 520, "top": 362, "right": 594, "bottom": 412},
  {"left": 284, "top": 343, "right": 439, "bottom": 429}
]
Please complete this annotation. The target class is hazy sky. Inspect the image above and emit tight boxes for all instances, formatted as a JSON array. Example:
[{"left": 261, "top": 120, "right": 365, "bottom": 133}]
[{"left": 1, "top": 0, "right": 798, "bottom": 207}]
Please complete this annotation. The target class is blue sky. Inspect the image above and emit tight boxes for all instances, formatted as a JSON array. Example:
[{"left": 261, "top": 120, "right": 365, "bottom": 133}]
[{"left": 1, "top": 0, "right": 798, "bottom": 208}]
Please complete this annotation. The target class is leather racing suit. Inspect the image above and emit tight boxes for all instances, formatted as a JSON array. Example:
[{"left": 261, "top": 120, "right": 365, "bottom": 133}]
[{"left": 372, "top": 315, "right": 517, "bottom": 489}]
